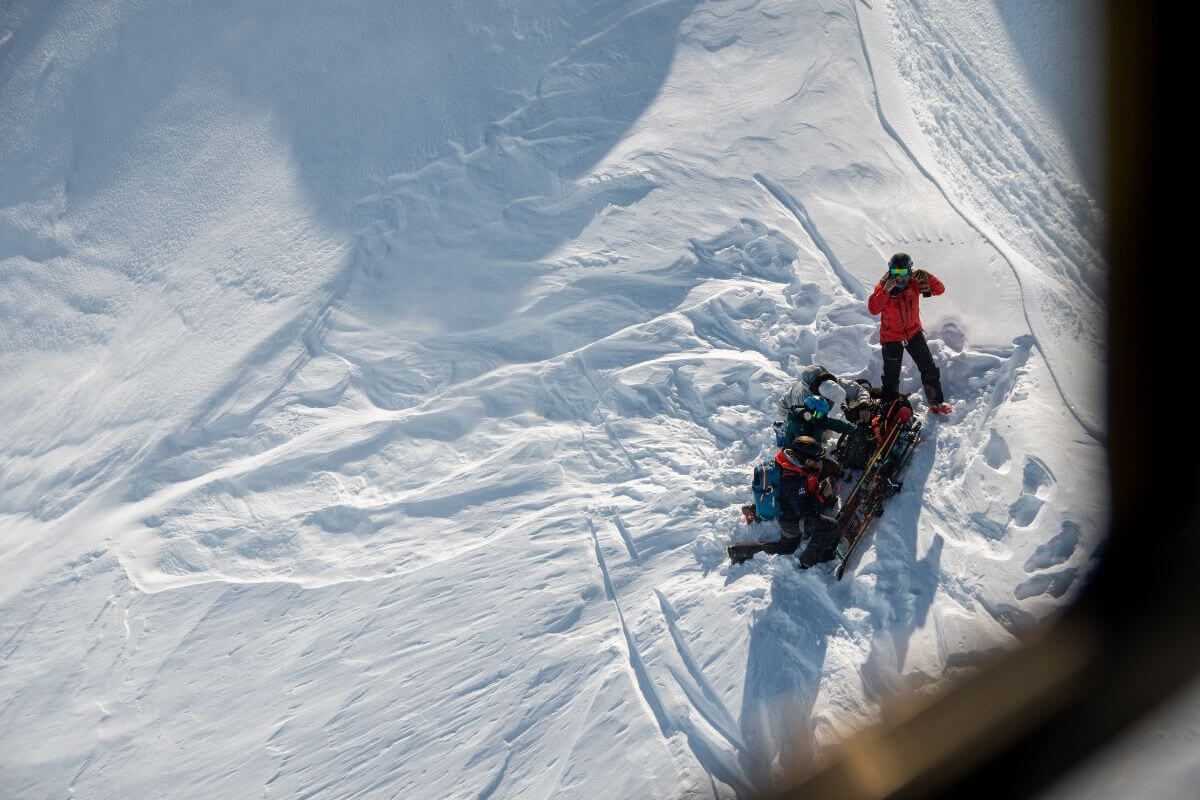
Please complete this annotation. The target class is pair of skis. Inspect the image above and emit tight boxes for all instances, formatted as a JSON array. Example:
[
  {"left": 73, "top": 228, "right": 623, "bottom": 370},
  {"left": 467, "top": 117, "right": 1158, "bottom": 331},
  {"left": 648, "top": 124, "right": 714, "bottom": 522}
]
[{"left": 833, "top": 417, "right": 922, "bottom": 579}]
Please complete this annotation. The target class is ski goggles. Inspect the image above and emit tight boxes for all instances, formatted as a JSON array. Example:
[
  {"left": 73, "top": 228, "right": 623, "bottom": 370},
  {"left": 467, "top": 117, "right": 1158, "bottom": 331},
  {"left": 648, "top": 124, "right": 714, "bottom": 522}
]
[{"left": 889, "top": 266, "right": 911, "bottom": 276}]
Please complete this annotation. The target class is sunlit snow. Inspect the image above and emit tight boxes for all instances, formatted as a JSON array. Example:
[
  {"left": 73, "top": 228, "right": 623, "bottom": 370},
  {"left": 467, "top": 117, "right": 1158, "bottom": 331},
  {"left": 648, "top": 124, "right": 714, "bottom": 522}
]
[{"left": 1, "top": 1, "right": 1106, "bottom": 797}]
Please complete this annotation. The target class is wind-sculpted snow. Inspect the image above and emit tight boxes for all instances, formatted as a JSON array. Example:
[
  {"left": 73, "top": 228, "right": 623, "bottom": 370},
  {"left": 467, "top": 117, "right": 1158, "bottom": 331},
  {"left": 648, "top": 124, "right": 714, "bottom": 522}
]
[{"left": 0, "top": 0, "right": 1105, "bottom": 797}]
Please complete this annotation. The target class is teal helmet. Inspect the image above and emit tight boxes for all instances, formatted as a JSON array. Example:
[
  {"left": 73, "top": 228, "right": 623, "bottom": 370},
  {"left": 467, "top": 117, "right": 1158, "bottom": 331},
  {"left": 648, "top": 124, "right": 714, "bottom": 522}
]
[{"left": 802, "top": 395, "right": 831, "bottom": 418}]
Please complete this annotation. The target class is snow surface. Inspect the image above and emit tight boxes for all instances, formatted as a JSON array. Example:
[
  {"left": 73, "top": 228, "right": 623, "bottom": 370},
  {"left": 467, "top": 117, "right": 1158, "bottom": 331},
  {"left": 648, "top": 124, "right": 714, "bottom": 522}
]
[
  {"left": 1, "top": 1, "right": 1107, "bottom": 797},
  {"left": 1040, "top": 676, "right": 1200, "bottom": 800}
]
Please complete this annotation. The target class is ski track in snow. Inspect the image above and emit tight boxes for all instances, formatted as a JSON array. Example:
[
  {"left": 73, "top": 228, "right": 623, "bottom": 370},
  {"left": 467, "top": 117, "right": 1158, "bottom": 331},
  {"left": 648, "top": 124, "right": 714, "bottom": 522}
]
[
  {"left": 0, "top": 0, "right": 1106, "bottom": 797},
  {"left": 752, "top": 173, "right": 868, "bottom": 302}
]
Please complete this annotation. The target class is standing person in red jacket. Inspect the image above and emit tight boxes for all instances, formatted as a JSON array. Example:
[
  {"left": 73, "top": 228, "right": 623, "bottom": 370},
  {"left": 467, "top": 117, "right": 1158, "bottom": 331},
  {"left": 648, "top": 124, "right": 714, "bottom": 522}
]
[{"left": 868, "top": 253, "right": 952, "bottom": 414}]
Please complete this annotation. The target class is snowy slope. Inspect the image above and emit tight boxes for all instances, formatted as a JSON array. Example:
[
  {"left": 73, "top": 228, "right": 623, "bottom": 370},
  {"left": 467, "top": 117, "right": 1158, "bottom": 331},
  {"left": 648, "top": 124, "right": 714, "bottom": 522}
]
[{"left": 1, "top": 1, "right": 1105, "bottom": 798}]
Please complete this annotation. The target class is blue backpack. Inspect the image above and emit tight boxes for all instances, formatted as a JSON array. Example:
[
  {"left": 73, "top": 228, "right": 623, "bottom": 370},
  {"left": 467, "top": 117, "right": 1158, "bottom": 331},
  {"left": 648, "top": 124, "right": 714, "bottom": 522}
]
[{"left": 751, "top": 460, "right": 782, "bottom": 520}]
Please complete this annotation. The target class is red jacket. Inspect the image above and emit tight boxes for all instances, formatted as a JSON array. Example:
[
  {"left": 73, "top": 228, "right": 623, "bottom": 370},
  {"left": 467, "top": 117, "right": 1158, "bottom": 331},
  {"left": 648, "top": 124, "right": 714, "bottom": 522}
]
[
  {"left": 867, "top": 270, "right": 944, "bottom": 343},
  {"left": 775, "top": 449, "right": 823, "bottom": 504}
]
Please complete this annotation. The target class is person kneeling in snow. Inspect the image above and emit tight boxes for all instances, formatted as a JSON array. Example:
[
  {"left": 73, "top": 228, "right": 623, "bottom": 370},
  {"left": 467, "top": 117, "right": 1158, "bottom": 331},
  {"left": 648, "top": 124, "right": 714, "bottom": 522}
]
[
  {"left": 728, "top": 436, "right": 842, "bottom": 567},
  {"left": 839, "top": 390, "right": 915, "bottom": 470},
  {"left": 778, "top": 364, "right": 868, "bottom": 420},
  {"left": 868, "top": 253, "right": 952, "bottom": 414},
  {"left": 782, "top": 395, "right": 857, "bottom": 449},
  {"left": 778, "top": 365, "right": 862, "bottom": 447}
]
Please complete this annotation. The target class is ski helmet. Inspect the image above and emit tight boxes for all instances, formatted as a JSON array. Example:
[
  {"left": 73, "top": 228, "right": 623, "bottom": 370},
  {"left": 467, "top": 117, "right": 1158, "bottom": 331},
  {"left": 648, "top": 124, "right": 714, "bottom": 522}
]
[
  {"left": 888, "top": 253, "right": 912, "bottom": 275},
  {"left": 790, "top": 435, "right": 824, "bottom": 460},
  {"left": 802, "top": 395, "right": 831, "bottom": 418}
]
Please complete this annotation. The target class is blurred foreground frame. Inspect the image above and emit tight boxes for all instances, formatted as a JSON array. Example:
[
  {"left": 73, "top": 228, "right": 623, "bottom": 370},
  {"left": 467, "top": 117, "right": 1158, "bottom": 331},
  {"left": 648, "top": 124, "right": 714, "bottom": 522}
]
[{"left": 762, "top": 5, "right": 1197, "bottom": 799}]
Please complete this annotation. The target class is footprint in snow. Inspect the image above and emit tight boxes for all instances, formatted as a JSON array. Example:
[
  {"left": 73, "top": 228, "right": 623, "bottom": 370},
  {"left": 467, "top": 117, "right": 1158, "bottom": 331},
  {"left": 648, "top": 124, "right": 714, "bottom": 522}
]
[
  {"left": 1014, "top": 568, "right": 1077, "bottom": 601},
  {"left": 981, "top": 430, "right": 1011, "bottom": 472},
  {"left": 1022, "top": 520, "right": 1080, "bottom": 573},
  {"left": 1008, "top": 456, "right": 1054, "bottom": 528}
]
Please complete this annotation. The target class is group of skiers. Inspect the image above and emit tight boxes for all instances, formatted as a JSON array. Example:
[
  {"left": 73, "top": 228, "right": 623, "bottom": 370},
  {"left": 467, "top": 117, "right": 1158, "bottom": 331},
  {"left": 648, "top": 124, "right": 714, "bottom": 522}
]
[{"left": 728, "top": 253, "right": 948, "bottom": 567}]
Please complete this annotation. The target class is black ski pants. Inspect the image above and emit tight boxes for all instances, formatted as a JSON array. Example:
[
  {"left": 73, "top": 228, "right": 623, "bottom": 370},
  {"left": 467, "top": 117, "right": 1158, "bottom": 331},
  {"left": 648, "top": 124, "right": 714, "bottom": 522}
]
[
  {"left": 727, "top": 514, "right": 841, "bottom": 567},
  {"left": 881, "top": 330, "right": 943, "bottom": 405},
  {"left": 727, "top": 528, "right": 802, "bottom": 563}
]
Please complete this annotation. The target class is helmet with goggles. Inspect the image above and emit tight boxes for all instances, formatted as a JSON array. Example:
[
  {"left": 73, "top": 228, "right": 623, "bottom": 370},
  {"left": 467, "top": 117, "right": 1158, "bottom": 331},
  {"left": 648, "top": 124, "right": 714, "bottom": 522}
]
[
  {"left": 802, "top": 395, "right": 831, "bottom": 419},
  {"left": 888, "top": 252, "right": 913, "bottom": 276}
]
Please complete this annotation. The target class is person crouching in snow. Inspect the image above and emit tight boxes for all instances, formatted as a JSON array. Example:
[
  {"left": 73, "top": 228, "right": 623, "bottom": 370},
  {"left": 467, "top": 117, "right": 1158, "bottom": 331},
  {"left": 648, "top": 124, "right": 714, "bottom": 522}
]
[
  {"left": 782, "top": 394, "right": 857, "bottom": 450},
  {"left": 728, "top": 436, "right": 841, "bottom": 566},
  {"left": 868, "top": 253, "right": 952, "bottom": 414},
  {"left": 778, "top": 364, "right": 863, "bottom": 446},
  {"left": 778, "top": 364, "right": 867, "bottom": 419},
  {"left": 840, "top": 392, "right": 915, "bottom": 469}
]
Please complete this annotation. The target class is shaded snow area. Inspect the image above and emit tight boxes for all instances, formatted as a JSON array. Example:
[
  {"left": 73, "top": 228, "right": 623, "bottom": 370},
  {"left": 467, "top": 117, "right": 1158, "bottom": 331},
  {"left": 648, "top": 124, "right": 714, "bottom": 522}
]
[
  {"left": 1040, "top": 676, "right": 1200, "bottom": 800},
  {"left": 0, "top": 1, "right": 1106, "bottom": 798}
]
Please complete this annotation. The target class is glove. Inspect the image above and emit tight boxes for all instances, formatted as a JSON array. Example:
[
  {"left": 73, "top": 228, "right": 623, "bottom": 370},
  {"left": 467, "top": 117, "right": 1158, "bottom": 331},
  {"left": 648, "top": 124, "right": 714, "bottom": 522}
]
[
  {"left": 817, "top": 478, "right": 836, "bottom": 513},
  {"left": 913, "top": 268, "right": 932, "bottom": 296},
  {"left": 882, "top": 277, "right": 897, "bottom": 293}
]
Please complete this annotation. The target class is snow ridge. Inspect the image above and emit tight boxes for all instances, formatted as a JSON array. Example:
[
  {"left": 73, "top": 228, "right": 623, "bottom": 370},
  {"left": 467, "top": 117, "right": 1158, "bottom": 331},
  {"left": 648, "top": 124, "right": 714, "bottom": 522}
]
[{"left": 753, "top": 173, "right": 869, "bottom": 301}]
